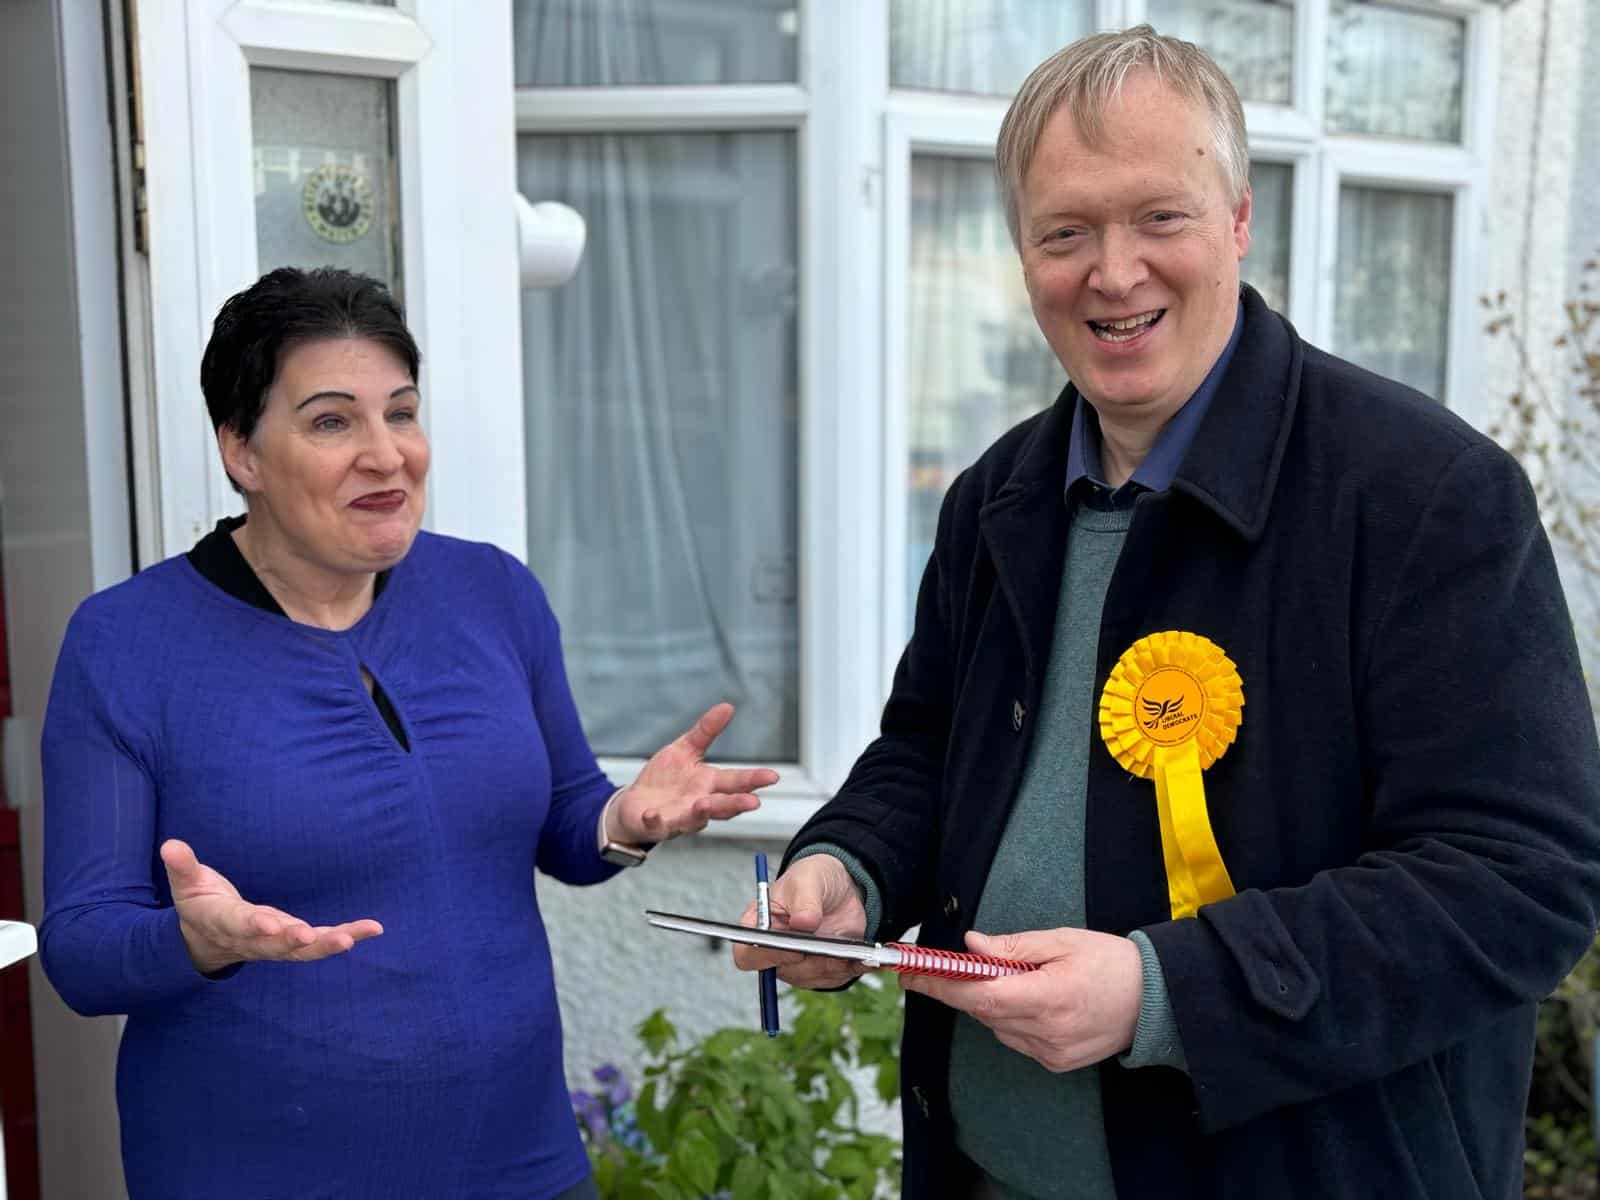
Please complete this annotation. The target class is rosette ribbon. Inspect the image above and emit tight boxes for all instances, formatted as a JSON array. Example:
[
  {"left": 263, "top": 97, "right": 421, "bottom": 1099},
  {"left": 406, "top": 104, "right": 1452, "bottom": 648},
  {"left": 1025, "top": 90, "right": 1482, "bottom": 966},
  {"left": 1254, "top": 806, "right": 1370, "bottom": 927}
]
[{"left": 1098, "top": 631, "right": 1244, "bottom": 920}]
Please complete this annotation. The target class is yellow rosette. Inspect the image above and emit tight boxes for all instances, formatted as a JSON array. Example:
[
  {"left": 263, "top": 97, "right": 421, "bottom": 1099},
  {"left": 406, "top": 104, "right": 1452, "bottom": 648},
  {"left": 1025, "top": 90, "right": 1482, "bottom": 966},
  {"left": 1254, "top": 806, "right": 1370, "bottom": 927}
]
[{"left": 1098, "top": 631, "right": 1244, "bottom": 920}]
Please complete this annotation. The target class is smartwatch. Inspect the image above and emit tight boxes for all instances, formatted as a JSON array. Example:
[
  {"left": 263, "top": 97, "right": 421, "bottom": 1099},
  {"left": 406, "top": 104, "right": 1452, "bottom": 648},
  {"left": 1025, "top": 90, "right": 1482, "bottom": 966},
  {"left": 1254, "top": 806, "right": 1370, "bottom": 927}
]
[
  {"left": 599, "top": 839, "right": 649, "bottom": 868},
  {"left": 597, "top": 789, "right": 650, "bottom": 868}
]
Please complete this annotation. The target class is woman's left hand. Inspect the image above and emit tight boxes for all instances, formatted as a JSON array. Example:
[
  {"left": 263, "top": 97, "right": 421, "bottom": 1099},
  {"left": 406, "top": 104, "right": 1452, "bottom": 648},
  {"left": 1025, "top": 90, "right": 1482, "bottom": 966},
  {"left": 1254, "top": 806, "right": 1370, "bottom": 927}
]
[{"left": 607, "top": 702, "right": 778, "bottom": 843}]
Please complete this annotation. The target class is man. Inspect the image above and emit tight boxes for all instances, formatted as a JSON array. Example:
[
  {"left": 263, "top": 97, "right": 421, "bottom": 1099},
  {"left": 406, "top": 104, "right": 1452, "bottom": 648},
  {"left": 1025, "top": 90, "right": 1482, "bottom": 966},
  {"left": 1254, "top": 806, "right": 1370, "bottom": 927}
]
[{"left": 735, "top": 25, "right": 1600, "bottom": 1200}]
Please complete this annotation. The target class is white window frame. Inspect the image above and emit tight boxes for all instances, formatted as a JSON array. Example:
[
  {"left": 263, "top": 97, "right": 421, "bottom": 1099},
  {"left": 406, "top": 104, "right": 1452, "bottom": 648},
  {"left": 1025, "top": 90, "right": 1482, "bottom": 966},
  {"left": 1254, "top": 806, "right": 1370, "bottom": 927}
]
[
  {"left": 1313, "top": 0, "right": 1499, "bottom": 430},
  {"left": 137, "top": 0, "right": 526, "bottom": 562}
]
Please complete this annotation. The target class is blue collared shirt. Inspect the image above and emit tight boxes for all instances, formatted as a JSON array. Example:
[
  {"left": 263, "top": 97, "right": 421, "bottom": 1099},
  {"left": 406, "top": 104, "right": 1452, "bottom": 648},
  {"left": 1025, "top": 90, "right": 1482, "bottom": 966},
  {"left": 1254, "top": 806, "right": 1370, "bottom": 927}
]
[{"left": 1065, "top": 301, "right": 1244, "bottom": 512}]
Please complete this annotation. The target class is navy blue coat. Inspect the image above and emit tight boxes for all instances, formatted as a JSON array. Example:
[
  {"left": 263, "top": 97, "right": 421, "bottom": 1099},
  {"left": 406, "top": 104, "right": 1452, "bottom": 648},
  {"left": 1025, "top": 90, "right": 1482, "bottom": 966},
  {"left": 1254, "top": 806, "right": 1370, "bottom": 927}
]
[{"left": 788, "top": 287, "right": 1600, "bottom": 1198}]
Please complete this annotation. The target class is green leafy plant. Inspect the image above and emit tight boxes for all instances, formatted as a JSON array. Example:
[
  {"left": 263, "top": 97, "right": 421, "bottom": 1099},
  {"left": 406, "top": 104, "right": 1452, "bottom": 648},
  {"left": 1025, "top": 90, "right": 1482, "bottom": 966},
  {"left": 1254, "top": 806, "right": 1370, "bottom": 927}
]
[
  {"left": 575, "top": 975, "right": 904, "bottom": 1200},
  {"left": 1484, "top": 254, "right": 1600, "bottom": 1199}
]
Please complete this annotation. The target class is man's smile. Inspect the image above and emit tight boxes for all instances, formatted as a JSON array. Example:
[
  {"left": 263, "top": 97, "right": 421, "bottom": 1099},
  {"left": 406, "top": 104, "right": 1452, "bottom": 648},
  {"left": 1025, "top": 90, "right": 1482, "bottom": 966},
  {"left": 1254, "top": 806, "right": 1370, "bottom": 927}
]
[{"left": 1088, "top": 309, "right": 1166, "bottom": 342}]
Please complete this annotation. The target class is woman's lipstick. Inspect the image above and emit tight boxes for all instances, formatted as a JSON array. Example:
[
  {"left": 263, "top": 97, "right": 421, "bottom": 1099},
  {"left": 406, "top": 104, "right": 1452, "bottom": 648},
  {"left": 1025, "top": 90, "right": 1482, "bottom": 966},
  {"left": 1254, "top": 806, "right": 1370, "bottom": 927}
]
[{"left": 350, "top": 490, "right": 406, "bottom": 513}]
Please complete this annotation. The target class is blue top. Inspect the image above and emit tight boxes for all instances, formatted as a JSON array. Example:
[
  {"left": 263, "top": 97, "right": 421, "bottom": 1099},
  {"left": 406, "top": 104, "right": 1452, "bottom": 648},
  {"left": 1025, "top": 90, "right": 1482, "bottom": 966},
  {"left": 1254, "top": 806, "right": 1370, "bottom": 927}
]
[
  {"left": 41, "top": 532, "right": 618, "bottom": 1200},
  {"left": 1065, "top": 301, "right": 1244, "bottom": 508}
]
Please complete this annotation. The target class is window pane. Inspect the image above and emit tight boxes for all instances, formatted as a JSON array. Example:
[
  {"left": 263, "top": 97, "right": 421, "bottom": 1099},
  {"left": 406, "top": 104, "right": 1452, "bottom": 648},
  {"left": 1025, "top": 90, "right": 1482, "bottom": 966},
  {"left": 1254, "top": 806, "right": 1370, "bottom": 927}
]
[
  {"left": 251, "top": 69, "right": 399, "bottom": 291},
  {"left": 518, "top": 133, "right": 799, "bottom": 761},
  {"left": 1146, "top": 0, "right": 1293, "bottom": 106},
  {"left": 1243, "top": 161, "right": 1291, "bottom": 314},
  {"left": 513, "top": 0, "right": 797, "bottom": 86},
  {"left": 905, "top": 156, "right": 1058, "bottom": 626},
  {"left": 1334, "top": 186, "right": 1452, "bottom": 400},
  {"left": 1326, "top": 1, "right": 1464, "bottom": 142},
  {"left": 890, "top": 0, "right": 1094, "bottom": 97}
]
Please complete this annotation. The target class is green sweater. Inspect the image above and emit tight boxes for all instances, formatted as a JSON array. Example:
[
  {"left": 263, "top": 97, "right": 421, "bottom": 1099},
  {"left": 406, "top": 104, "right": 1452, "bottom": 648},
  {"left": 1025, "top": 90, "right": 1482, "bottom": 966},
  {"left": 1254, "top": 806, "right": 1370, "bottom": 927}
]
[{"left": 801, "top": 502, "right": 1185, "bottom": 1199}]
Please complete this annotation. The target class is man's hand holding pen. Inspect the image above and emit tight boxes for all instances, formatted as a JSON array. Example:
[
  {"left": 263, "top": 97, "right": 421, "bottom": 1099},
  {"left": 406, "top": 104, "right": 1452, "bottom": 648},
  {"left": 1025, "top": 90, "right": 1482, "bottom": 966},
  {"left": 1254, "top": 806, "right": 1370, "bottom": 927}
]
[{"left": 733, "top": 854, "right": 868, "bottom": 989}]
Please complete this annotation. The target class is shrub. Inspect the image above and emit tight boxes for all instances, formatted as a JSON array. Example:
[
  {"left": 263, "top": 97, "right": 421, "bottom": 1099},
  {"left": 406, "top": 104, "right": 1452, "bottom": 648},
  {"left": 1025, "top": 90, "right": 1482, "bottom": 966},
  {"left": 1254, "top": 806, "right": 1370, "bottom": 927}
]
[{"left": 574, "top": 974, "right": 904, "bottom": 1199}]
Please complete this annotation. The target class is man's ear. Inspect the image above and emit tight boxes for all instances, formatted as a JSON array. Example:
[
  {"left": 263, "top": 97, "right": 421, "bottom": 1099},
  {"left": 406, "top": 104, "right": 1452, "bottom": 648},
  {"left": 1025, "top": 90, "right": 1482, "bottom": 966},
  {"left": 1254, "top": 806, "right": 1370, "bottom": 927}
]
[
  {"left": 1232, "top": 184, "right": 1253, "bottom": 260},
  {"left": 217, "top": 424, "right": 259, "bottom": 493}
]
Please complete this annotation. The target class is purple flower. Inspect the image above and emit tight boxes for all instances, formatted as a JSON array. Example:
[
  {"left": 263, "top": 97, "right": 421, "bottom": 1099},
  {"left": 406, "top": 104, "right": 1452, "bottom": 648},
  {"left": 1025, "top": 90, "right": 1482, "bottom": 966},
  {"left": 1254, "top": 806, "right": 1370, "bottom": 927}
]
[
  {"left": 592, "top": 1063, "right": 621, "bottom": 1086},
  {"left": 570, "top": 1090, "right": 608, "bottom": 1141},
  {"left": 607, "top": 1077, "right": 633, "bottom": 1107}
]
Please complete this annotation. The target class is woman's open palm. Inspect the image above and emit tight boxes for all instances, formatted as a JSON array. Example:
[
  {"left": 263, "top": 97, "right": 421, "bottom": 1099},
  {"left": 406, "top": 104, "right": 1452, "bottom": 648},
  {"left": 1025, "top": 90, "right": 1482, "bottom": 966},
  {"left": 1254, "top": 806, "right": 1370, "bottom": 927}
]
[{"left": 160, "top": 839, "right": 383, "bottom": 975}]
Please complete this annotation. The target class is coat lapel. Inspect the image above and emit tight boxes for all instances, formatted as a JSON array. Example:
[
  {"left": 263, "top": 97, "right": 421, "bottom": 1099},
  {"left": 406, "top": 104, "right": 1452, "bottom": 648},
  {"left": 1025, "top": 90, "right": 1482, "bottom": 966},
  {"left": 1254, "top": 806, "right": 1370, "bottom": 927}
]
[{"left": 1171, "top": 286, "right": 1303, "bottom": 542}]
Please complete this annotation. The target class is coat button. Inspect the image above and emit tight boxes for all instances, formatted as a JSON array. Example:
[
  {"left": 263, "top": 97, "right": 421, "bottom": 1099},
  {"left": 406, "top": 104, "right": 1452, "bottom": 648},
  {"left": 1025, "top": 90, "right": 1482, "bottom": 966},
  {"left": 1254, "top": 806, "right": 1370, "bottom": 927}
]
[
  {"left": 1011, "top": 699, "right": 1026, "bottom": 732},
  {"left": 943, "top": 894, "right": 960, "bottom": 920}
]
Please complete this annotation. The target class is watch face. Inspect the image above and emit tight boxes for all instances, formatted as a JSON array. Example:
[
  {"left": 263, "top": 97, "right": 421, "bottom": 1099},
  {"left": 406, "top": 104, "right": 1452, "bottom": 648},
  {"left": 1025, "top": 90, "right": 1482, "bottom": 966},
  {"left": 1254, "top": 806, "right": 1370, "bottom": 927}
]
[{"left": 601, "top": 843, "right": 648, "bottom": 868}]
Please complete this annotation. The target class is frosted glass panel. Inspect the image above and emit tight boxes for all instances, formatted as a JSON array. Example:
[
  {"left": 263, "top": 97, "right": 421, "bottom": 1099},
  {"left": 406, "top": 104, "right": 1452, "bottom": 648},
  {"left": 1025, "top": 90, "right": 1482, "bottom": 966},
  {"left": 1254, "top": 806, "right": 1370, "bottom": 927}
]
[
  {"left": 518, "top": 132, "right": 799, "bottom": 761},
  {"left": 1335, "top": 186, "right": 1452, "bottom": 400},
  {"left": 904, "top": 155, "right": 1059, "bottom": 628},
  {"left": 251, "top": 69, "right": 398, "bottom": 290},
  {"left": 890, "top": 0, "right": 1094, "bottom": 97},
  {"left": 1243, "top": 161, "right": 1292, "bottom": 314},
  {"left": 513, "top": 0, "right": 798, "bottom": 86},
  {"left": 1147, "top": 0, "right": 1293, "bottom": 105},
  {"left": 1327, "top": 1, "right": 1464, "bottom": 142}
]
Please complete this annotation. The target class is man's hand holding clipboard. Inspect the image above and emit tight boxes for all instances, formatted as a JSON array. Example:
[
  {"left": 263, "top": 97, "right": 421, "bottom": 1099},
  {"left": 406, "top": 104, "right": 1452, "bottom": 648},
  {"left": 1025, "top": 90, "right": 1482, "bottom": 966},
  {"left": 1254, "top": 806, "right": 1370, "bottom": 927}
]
[
  {"left": 902, "top": 928, "right": 1144, "bottom": 1074},
  {"left": 716, "top": 855, "right": 1145, "bottom": 1076}
]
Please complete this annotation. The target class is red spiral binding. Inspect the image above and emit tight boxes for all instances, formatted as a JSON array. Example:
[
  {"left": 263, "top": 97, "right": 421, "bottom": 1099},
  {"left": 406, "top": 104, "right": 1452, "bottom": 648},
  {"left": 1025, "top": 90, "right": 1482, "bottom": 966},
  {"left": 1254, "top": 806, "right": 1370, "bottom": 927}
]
[{"left": 882, "top": 943, "right": 1037, "bottom": 980}]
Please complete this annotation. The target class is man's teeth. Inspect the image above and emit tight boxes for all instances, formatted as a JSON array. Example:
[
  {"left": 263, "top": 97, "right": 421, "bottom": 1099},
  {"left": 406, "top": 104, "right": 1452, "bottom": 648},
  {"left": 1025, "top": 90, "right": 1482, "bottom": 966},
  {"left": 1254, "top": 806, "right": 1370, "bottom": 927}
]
[{"left": 1092, "top": 310, "right": 1162, "bottom": 341}]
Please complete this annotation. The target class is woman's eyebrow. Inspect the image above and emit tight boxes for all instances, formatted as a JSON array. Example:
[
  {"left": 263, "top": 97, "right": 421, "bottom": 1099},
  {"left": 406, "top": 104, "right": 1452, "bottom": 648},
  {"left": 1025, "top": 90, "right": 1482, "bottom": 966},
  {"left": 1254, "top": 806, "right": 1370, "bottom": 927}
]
[
  {"left": 295, "top": 390, "right": 356, "bottom": 411},
  {"left": 294, "top": 384, "right": 419, "bottom": 410}
]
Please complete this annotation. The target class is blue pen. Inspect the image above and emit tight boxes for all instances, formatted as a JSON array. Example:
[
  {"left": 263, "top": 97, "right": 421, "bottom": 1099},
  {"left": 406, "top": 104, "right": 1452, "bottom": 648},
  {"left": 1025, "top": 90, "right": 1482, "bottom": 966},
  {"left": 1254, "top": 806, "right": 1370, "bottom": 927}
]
[{"left": 755, "top": 854, "right": 779, "bottom": 1036}]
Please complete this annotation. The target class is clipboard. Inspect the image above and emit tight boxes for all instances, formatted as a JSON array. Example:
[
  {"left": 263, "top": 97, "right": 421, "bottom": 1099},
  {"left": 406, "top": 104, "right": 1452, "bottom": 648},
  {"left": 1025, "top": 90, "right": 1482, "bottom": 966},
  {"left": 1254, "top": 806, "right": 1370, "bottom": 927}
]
[{"left": 644, "top": 910, "right": 1038, "bottom": 980}]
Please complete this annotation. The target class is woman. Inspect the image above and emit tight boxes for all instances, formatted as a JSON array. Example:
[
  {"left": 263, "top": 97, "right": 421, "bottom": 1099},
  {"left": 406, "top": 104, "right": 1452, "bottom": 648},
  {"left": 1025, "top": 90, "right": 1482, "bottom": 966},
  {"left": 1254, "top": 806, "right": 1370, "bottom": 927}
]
[{"left": 40, "top": 267, "right": 775, "bottom": 1199}]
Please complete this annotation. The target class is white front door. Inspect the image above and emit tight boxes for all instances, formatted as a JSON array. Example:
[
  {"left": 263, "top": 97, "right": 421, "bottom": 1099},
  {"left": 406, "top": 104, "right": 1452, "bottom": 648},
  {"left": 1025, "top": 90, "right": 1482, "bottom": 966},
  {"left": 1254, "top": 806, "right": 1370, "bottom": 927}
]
[{"left": 136, "top": 0, "right": 527, "bottom": 563}]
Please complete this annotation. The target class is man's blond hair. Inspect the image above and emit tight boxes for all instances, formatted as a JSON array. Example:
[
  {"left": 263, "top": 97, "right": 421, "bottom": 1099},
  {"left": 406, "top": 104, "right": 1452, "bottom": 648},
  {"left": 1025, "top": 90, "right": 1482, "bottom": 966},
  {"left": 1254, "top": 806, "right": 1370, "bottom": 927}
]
[{"left": 996, "top": 24, "right": 1249, "bottom": 248}]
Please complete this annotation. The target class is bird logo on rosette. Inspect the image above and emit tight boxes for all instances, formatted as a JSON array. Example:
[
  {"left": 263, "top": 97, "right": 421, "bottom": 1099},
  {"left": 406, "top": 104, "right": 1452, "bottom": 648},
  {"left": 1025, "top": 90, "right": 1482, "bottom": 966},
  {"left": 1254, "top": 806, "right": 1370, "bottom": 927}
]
[{"left": 1140, "top": 694, "right": 1184, "bottom": 728}]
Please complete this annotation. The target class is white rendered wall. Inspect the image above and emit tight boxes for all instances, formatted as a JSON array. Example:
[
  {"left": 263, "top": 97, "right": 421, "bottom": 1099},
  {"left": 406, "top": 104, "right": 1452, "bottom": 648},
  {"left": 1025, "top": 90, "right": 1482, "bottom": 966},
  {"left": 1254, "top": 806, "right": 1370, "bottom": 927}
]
[
  {"left": 1574, "top": 8, "right": 1600, "bottom": 270},
  {"left": 1483, "top": 0, "right": 1591, "bottom": 423},
  {"left": 1481, "top": 0, "right": 1600, "bottom": 669}
]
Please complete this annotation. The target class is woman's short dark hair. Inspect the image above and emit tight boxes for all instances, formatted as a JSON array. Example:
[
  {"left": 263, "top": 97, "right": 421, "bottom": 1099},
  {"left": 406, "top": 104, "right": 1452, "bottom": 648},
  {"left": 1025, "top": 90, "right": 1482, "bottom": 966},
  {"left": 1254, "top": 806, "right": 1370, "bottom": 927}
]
[{"left": 199, "top": 267, "right": 421, "bottom": 441}]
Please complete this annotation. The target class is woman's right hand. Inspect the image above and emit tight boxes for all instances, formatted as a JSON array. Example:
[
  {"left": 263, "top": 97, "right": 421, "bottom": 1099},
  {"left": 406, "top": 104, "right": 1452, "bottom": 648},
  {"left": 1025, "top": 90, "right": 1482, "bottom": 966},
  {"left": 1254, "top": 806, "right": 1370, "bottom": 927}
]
[{"left": 160, "top": 839, "right": 383, "bottom": 975}]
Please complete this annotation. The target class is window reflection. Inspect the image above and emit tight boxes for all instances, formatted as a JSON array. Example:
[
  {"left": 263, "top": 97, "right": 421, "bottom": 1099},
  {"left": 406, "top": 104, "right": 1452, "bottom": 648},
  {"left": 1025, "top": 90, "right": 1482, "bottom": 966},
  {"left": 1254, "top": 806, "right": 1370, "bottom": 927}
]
[
  {"left": 1243, "top": 161, "right": 1292, "bottom": 314},
  {"left": 513, "top": 0, "right": 797, "bottom": 87},
  {"left": 1327, "top": 0, "right": 1464, "bottom": 142},
  {"left": 1147, "top": 0, "right": 1294, "bottom": 106},
  {"left": 518, "top": 132, "right": 800, "bottom": 761},
  {"left": 890, "top": 0, "right": 1094, "bottom": 97},
  {"left": 250, "top": 69, "right": 399, "bottom": 291},
  {"left": 905, "top": 155, "right": 1059, "bottom": 625},
  {"left": 1335, "top": 186, "right": 1453, "bottom": 400}
]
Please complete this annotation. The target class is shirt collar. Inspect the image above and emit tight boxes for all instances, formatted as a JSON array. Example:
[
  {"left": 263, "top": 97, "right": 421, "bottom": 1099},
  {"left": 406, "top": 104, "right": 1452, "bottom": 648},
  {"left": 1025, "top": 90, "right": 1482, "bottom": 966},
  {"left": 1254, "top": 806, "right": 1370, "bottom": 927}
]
[{"left": 1065, "top": 300, "right": 1244, "bottom": 508}]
